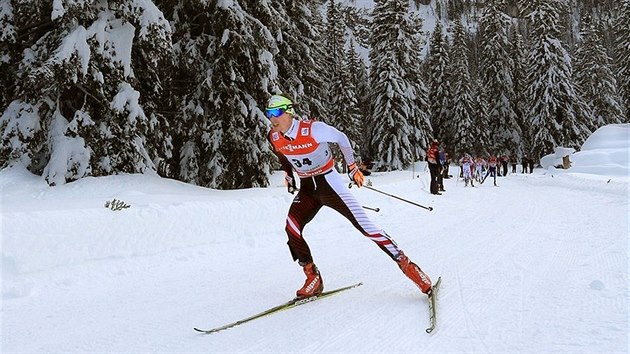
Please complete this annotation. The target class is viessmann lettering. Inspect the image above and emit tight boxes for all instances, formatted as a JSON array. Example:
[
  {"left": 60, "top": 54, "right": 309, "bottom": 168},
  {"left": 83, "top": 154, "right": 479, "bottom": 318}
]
[{"left": 280, "top": 142, "right": 313, "bottom": 152}]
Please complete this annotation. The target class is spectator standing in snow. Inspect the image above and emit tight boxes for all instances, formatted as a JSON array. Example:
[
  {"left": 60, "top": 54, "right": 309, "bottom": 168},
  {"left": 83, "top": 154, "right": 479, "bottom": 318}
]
[
  {"left": 442, "top": 151, "right": 452, "bottom": 179},
  {"left": 528, "top": 156, "right": 535, "bottom": 173},
  {"left": 521, "top": 155, "right": 528, "bottom": 174},
  {"left": 426, "top": 140, "right": 441, "bottom": 195},
  {"left": 501, "top": 155, "right": 509, "bottom": 176},
  {"left": 510, "top": 154, "right": 517, "bottom": 174},
  {"left": 438, "top": 147, "right": 446, "bottom": 192}
]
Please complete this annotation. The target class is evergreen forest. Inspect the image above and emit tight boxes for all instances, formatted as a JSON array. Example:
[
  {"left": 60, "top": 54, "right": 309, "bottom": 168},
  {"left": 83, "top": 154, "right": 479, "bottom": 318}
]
[{"left": 1, "top": 0, "right": 628, "bottom": 188}]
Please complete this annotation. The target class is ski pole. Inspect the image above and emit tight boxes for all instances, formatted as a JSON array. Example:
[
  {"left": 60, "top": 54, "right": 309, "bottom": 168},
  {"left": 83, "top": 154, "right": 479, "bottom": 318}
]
[
  {"left": 349, "top": 183, "right": 433, "bottom": 211},
  {"left": 362, "top": 205, "right": 380, "bottom": 212},
  {"left": 364, "top": 186, "right": 433, "bottom": 211},
  {"left": 292, "top": 187, "right": 379, "bottom": 212}
]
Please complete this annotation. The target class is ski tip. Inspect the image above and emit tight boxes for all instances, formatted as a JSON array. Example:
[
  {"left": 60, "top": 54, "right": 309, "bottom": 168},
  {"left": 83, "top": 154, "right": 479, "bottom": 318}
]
[
  {"left": 434, "top": 276, "right": 442, "bottom": 288},
  {"left": 426, "top": 276, "right": 442, "bottom": 296},
  {"left": 194, "top": 327, "right": 216, "bottom": 334}
]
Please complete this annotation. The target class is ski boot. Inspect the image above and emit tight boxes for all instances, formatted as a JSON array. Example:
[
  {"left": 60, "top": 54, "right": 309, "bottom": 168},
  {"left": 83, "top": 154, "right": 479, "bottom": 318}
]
[
  {"left": 296, "top": 262, "right": 324, "bottom": 298},
  {"left": 397, "top": 252, "right": 432, "bottom": 294}
]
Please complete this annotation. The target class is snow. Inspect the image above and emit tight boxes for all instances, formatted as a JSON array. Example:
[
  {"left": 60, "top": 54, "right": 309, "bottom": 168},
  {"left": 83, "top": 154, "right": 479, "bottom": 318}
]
[
  {"left": 111, "top": 82, "right": 147, "bottom": 125},
  {"left": 2, "top": 127, "right": 628, "bottom": 352},
  {"left": 542, "top": 124, "right": 630, "bottom": 177}
]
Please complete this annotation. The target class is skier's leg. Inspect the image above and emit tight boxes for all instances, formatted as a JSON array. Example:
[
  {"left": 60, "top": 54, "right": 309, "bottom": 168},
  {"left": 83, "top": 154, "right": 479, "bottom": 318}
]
[
  {"left": 319, "top": 172, "right": 401, "bottom": 259},
  {"left": 285, "top": 181, "right": 325, "bottom": 298},
  {"left": 285, "top": 186, "right": 322, "bottom": 265},
  {"left": 318, "top": 172, "right": 433, "bottom": 293}
]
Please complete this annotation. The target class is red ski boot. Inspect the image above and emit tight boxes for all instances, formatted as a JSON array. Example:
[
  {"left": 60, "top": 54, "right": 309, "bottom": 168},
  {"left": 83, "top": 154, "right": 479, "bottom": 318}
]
[
  {"left": 397, "top": 252, "right": 432, "bottom": 294},
  {"left": 296, "top": 262, "right": 324, "bottom": 298}
]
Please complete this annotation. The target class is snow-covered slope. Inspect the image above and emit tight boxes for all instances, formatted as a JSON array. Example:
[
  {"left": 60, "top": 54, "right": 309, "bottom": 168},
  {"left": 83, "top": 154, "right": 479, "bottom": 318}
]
[{"left": 2, "top": 131, "right": 628, "bottom": 352}]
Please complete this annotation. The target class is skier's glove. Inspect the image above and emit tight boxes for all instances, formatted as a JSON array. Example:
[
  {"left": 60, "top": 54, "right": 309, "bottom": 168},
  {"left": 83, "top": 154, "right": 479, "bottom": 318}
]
[
  {"left": 348, "top": 162, "right": 364, "bottom": 187},
  {"left": 285, "top": 173, "right": 297, "bottom": 194}
]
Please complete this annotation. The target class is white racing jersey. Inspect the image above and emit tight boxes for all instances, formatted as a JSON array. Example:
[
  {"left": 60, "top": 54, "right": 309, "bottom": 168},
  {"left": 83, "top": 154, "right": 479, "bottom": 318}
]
[{"left": 269, "top": 119, "right": 355, "bottom": 177}]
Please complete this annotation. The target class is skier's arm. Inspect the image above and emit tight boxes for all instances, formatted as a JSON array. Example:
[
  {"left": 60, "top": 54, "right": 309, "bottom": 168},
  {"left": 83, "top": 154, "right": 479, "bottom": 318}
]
[
  {"left": 267, "top": 134, "right": 297, "bottom": 194},
  {"left": 311, "top": 121, "right": 364, "bottom": 186},
  {"left": 310, "top": 122, "right": 356, "bottom": 166}
]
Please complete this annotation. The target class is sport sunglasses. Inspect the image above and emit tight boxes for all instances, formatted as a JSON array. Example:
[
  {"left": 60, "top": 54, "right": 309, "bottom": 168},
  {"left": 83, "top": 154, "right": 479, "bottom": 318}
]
[{"left": 265, "top": 105, "right": 292, "bottom": 119}]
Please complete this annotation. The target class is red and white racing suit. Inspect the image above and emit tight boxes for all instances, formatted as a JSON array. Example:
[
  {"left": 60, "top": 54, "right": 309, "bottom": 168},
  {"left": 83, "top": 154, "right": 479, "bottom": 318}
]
[{"left": 269, "top": 119, "right": 402, "bottom": 264}]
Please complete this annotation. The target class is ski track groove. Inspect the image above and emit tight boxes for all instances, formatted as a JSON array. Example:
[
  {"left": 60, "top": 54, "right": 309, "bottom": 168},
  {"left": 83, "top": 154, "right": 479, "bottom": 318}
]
[
  {"left": 454, "top": 266, "right": 490, "bottom": 352},
  {"left": 3, "top": 167, "right": 628, "bottom": 353}
]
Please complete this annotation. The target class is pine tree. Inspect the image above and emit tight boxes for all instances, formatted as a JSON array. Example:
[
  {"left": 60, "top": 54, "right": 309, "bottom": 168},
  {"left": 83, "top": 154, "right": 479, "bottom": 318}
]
[
  {"left": 524, "top": 0, "right": 591, "bottom": 161},
  {"left": 613, "top": 0, "right": 630, "bottom": 121},
  {"left": 404, "top": 11, "right": 432, "bottom": 162},
  {"left": 367, "top": 0, "right": 432, "bottom": 170},
  {"left": 472, "top": 79, "right": 491, "bottom": 156},
  {"left": 0, "top": 0, "right": 17, "bottom": 114},
  {"left": 574, "top": 14, "right": 624, "bottom": 128},
  {"left": 0, "top": 0, "right": 173, "bottom": 185},
  {"left": 336, "top": 44, "right": 363, "bottom": 153},
  {"left": 161, "top": 1, "right": 209, "bottom": 185},
  {"left": 322, "top": 1, "right": 363, "bottom": 168},
  {"left": 275, "top": 1, "right": 328, "bottom": 120},
  {"left": 510, "top": 23, "right": 529, "bottom": 156},
  {"left": 346, "top": 37, "right": 371, "bottom": 151},
  {"left": 323, "top": 0, "right": 348, "bottom": 125},
  {"left": 448, "top": 18, "right": 477, "bottom": 157},
  {"left": 478, "top": 0, "right": 521, "bottom": 156},
  {"left": 167, "top": 1, "right": 278, "bottom": 189},
  {"left": 425, "top": 20, "right": 451, "bottom": 146}
]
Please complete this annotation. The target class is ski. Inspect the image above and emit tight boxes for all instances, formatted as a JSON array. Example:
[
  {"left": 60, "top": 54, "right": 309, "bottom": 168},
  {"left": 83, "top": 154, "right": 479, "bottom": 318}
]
[
  {"left": 425, "top": 276, "right": 442, "bottom": 334},
  {"left": 194, "top": 282, "right": 363, "bottom": 334}
]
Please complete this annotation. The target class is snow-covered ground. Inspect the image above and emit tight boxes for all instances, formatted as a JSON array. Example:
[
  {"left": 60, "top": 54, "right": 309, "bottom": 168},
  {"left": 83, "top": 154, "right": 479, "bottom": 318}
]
[{"left": 2, "top": 125, "right": 628, "bottom": 353}]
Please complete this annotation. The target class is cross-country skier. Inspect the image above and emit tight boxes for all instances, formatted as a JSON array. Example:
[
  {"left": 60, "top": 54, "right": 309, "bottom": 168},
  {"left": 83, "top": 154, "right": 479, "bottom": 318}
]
[
  {"left": 475, "top": 156, "right": 486, "bottom": 183},
  {"left": 265, "top": 94, "right": 433, "bottom": 299},
  {"left": 459, "top": 154, "right": 475, "bottom": 187}
]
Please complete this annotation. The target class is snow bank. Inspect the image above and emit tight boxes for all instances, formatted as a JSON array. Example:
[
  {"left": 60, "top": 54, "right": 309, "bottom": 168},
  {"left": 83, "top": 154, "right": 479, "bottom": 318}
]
[{"left": 543, "top": 124, "right": 629, "bottom": 178}]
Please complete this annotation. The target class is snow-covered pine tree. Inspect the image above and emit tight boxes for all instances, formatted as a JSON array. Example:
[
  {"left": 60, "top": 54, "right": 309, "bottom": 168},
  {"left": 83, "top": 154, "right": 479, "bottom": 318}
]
[
  {"left": 201, "top": 1, "right": 278, "bottom": 189},
  {"left": 425, "top": 20, "right": 452, "bottom": 146},
  {"left": 402, "top": 11, "right": 432, "bottom": 162},
  {"left": 336, "top": 44, "right": 363, "bottom": 154},
  {"left": 346, "top": 37, "right": 371, "bottom": 149},
  {"left": 0, "top": 0, "right": 16, "bottom": 114},
  {"left": 574, "top": 14, "right": 624, "bottom": 128},
  {"left": 322, "top": 0, "right": 362, "bottom": 168},
  {"left": 448, "top": 18, "right": 477, "bottom": 157},
  {"left": 0, "top": 0, "right": 173, "bottom": 186},
  {"left": 510, "top": 23, "right": 529, "bottom": 156},
  {"left": 471, "top": 78, "right": 490, "bottom": 156},
  {"left": 323, "top": 0, "right": 347, "bottom": 125},
  {"left": 162, "top": 1, "right": 210, "bottom": 185},
  {"left": 613, "top": 0, "right": 630, "bottom": 121},
  {"left": 275, "top": 1, "right": 328, "bottom": 120},
  {"left": 524, "top": 0, "right": 591, "bottom": 161},
  {"left": 0, "top": 0, "right": 21, "bottom": 168},
  {"left": 478, "top": 0, "right": 521, "bottom": 156},
  {"left": 367, "top": 0, "right": 431, "bottom": 170},
  {"left": 126, "top": 2, "right": 176, "bottom": 180}
]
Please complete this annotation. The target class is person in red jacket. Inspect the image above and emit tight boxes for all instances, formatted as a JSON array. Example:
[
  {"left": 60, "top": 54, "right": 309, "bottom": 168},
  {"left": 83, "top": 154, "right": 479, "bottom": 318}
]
[
  {"left": 265, "top": 94, "right": 433, "bottom": 299},
  {"left": 426, "top": 140, "right": 441, "bottom": 195}
]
